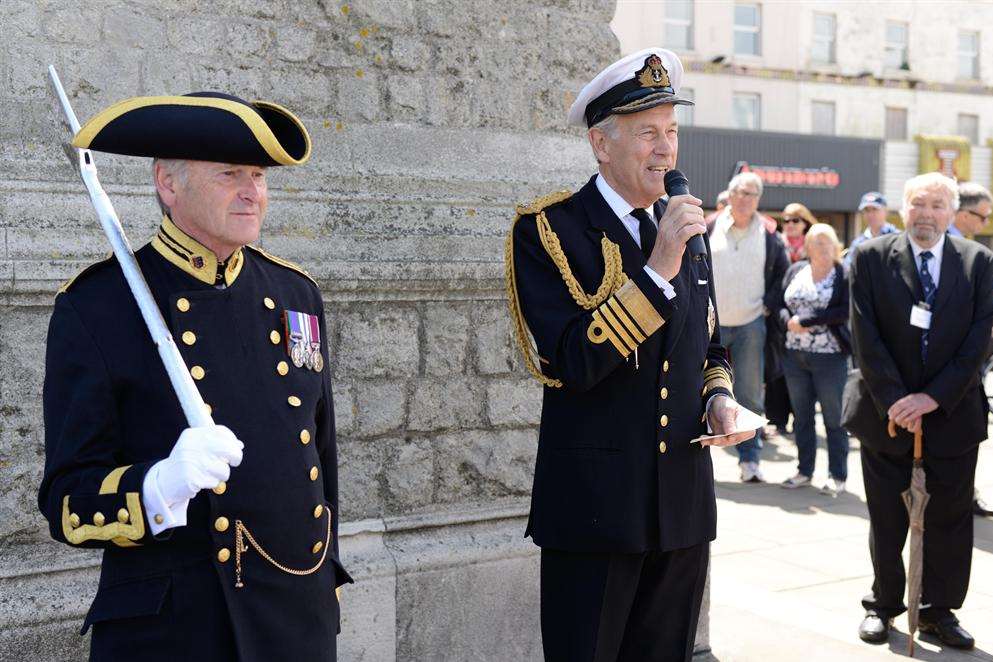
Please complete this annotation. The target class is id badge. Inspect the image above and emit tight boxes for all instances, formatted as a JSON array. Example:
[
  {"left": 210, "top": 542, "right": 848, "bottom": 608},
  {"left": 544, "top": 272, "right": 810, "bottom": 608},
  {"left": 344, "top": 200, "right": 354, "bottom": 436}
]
[{"left": 910, "top": 302, "right": 932, "bottom": 330}]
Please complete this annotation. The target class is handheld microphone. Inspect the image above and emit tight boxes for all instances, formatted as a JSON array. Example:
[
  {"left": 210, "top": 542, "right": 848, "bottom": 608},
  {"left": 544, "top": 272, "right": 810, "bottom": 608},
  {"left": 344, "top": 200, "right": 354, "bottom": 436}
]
[{"left": 663, "top": 169, "right": 707, "bottom": 261}]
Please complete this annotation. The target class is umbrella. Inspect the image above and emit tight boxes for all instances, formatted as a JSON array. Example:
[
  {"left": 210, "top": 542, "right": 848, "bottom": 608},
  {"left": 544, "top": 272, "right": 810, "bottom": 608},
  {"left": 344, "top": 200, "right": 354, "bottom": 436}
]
[{"left": 888, "top": 420, "right": 929, "bottom": 657}]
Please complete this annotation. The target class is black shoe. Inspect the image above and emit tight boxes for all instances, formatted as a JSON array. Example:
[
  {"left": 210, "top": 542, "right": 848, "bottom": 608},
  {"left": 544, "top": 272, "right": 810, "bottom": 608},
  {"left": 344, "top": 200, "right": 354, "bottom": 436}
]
[
  {"left": 975, "top": 496, "right": 993, "bottom": 517},
  {"left": 918, "top": 617, "right": 975, "bottom": 649},
  {"left": 858, "top": 613, "right": 891, "bottom": 643}
]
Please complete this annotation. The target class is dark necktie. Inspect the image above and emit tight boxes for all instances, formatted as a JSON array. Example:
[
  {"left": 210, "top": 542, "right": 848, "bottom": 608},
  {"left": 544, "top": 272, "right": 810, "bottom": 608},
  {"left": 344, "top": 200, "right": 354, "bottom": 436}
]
[
  {"left": 631, "top": 208, "right": 656, "bottom": 260},
  {"left": 919, "top": 250, "right": 936, "bottom": 362}
]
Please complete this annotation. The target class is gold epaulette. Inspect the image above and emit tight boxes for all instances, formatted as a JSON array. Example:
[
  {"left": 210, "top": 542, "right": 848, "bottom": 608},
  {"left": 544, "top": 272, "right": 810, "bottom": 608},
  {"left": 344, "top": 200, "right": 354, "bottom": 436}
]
[
  {"left": 246, "top": 245, "right": 319, "bottom": 288},
  {"left": 505, "top": 188, "right": 628, "bottom": 388},
  {"left": 56, "top": 253, "right": 115, "bottom": 297}
]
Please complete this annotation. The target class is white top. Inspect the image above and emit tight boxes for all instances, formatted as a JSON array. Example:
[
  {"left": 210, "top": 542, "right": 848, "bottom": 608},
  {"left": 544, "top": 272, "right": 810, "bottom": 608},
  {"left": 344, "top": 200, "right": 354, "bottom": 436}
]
[
  {"left": 709, "top": 208, "right": 767, "bottom": 327},
  {"left": 595, "top": 174, "right": 676, "bottom": 300},
  {"left": 784, "top": 265, "right": 842, "bottom": 353},
  {"left": 908, "top": 232, "right": 945, "bottom": 291}
]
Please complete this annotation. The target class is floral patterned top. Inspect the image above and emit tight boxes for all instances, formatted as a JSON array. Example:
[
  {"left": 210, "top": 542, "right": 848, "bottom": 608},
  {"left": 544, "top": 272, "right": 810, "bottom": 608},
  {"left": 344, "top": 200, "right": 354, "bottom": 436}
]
[{"left": 784, "top": 264, "right": 842, "bottom": 353}]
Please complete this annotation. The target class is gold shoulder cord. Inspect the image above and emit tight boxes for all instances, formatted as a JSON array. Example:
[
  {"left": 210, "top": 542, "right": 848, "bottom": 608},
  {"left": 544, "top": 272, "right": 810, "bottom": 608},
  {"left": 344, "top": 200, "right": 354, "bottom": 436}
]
[
  {"left": 234, "top": 512, "right": 331, "bottom": 588},
  {"left": 505, "top": 190, "right": 628, "bottom": 388}
]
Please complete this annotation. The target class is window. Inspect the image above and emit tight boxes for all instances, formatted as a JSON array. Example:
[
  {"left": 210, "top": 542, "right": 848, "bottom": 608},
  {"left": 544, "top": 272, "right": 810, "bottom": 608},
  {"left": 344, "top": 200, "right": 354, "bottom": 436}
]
[
  {"left": 885, "top": 21, "right": 909, "bottom": 70},
  {"left": 733, "top": 93, "right": 761, "bottom": 130},
  {"left": 676, "top": 88, "right": 695, "bottom": 126},
  {"left": 958, "top": 31, "right": 980, "bottom": 79},
  {"left": 885, "top": 106, "right": 908, "bottom": 140},
  {"left": 958, "top": 113, "right": 979, "bottom": 144},
  {"left": 665, "top": 0, "right": 694, "bottom": 51},
  {"left": 734, "top": 3, "right": 761, "bottom": 56},
  {"left": 811, "top": 101, "right": 836, "bottom": 135},
  {"left": 811, "top": 13, "right": 836, "bottom": 64}
]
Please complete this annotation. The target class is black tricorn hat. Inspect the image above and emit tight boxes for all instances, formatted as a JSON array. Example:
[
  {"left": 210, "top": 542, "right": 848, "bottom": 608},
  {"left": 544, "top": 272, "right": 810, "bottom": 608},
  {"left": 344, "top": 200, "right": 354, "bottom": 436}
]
[{"left": 72, "top": 92, "right": 311, "bottom": 166}]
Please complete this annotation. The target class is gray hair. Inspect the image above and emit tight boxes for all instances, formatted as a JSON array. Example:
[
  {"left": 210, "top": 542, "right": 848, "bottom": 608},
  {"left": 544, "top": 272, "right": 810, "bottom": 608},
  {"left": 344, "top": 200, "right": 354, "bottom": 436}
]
[
  {"left": 152, "top": 158, "right": 189, "bottom": 216},
  {"left": 901, "top": 171, "right": 959, "bottom": 213},
  {"left": 728, "top": 171, "right": 764, "bottom": 198},
  {"left": 587, "top": 114, "right": 621, "bottom": 164},
  {"left": 958, "top": 181, "right": 992, "bottom": 210},
  {"left": 716, "top": 190, "right": 730, "bottom": 207}
]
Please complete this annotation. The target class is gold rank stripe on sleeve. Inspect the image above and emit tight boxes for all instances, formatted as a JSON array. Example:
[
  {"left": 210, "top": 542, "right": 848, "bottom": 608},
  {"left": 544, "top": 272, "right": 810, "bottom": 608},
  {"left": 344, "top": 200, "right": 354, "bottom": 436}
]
[
  {"left": 586, "top": 280, "right": 664, "bottom": 357},
  {"left": 702, "top": 365, "right": 734, "bottom": 398},
  {"left": 61, "top": 465, "right": 145, "bottom": 547}
]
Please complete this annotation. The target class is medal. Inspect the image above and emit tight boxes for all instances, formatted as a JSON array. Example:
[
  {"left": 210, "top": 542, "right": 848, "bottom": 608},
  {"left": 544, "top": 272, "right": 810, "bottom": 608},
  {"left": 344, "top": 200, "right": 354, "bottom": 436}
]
[
  {"left": 283, "top": 309, "right": 325, "bottom": 372},
  {"left": 313, "top": 351, "right": 324, "bottom": 373}
]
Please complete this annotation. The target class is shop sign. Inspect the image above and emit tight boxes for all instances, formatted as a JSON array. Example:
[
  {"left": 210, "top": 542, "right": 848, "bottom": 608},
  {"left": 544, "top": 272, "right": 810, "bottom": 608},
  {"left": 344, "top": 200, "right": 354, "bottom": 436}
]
[{"left": 733, "top": 161, "right": 841, "bottom": 189}]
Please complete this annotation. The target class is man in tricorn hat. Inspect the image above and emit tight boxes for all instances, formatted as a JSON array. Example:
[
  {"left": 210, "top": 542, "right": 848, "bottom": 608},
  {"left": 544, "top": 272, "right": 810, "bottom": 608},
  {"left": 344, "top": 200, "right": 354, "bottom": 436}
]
[
  {"left": 506, "top": 48, "right": 751, "bottom": 661},
  {"left": 38, "top": 92, "right": 350, "bottom": 661}
]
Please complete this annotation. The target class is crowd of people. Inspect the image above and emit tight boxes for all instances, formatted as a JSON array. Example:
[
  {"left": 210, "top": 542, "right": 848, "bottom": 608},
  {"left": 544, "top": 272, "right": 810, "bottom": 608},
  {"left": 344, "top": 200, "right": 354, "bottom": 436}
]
[{"left": 707, "top": 173, "right": 993, "bottom": 512}]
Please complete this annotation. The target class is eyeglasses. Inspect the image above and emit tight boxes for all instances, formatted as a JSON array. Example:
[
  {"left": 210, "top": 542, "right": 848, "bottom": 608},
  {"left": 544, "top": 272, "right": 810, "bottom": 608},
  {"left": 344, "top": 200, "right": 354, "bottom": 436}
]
[
  {"left": 732, "top": 189, "right": 759, "bottom": 198},
  {"left": 782, "top": 217, "right": 804, "bottom": 224},
  {"left": 965, "top": 209, "right": 991, "bottom": 223}
]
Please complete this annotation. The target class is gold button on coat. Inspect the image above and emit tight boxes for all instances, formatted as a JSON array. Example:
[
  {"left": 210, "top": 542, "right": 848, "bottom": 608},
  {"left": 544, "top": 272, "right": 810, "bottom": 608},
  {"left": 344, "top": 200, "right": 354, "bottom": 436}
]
[
  {"left": 191, "top": 365, "right": 205, "bottom": 380},
  {"left": 313, "top": 505, "right": 324, "bottom": 518},
  {"left": 270, "top": 330, "right": 281, "bottom": 345},
  {"left": 154, "top": 514, "right": 164, "bottom": 525},
  {"left": 213, "top": 482, "right": 227, "bottom": 495},
  {"left": 300, "top": 429, "right": 311, "bottom": 444},
  {"left": 93, "top": 512, "right": 105, "bottom": 526},
  {"left": 214, "top": 517, "right": 230, "bottom": 532},
  {"left": 205, "top": 403, "right": 213, "bottom": 415},
  {"left": 660, "top": 415, "right": 669, "bottom": 427},
  {"left": 659, "top": 441, "right": 668, "bottom": 454},
  {"left": 309, "top": 466, "right": 319, "bottom": 481},
  {"left": 288, "top": 396, "right": 302, "bottom": 407},
  {"left": 264, "top": 297, "right": 276, "bottom": 310},
  {"left": 117, "top": 508, "right": 130, "bottom": 523},
  {"left": 176, "top": 298, "right": 190, "bottom": 312},
  {"left": 277, "top": 361, "right": 289, "bottom": 376},
  {"left": 663, "top": 360, "right": 670, "bottom": 373},
  {"left": 660, "top": 387, "right": 668, "bottom": 399},
  {"left": 69, "top": 513, "right": 80, "bottom": 528},
  {"left": 312, "top": 541, "right": 324, "bottom": 554},
  {"left": 217, "top": 548, "right": 231, "bottom": 563},
  {"left": 182, "top": 331, "right": 196, "bottom": 346}
]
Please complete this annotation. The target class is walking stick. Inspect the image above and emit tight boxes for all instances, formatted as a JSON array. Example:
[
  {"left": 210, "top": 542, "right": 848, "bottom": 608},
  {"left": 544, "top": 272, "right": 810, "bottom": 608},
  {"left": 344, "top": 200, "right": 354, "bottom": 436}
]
[{"left": 47, "top": 66, "right": 213, "bottom": 429}]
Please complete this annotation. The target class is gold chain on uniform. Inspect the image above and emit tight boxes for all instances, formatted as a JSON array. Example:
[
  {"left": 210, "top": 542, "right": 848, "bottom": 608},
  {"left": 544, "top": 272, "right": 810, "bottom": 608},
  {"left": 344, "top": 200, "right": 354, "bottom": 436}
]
[
  {"left": 234, "top": 510, "right": 331, "bottom": 588},
  {"left": 505, "top": 191, "right": 628, "bottom": 388}
]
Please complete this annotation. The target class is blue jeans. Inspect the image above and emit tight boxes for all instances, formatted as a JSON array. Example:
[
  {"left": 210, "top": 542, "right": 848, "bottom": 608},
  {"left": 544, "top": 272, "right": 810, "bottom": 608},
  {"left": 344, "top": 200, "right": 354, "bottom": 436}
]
[
  {"left": 782, "top": 349, "right": 850, "bottom": 481},
  {"left": 720, "top": 316, "right": 765, "bottom": 464}
]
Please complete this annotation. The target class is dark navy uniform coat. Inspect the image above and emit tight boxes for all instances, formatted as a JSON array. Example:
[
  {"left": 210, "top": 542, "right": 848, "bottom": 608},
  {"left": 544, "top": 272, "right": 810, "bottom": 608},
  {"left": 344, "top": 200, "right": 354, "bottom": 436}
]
[
  {"left": 511, "top": 176, "right": 734, "bottom": 554},
  {"left": 39, "top": 216, "right": 351, "bottom": 662}
]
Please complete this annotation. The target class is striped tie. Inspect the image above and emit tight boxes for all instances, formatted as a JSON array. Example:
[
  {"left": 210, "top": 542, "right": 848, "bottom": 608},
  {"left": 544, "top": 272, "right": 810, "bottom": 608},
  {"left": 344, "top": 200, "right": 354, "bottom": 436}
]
[{"left": 919, "top": 250, "right": 936, "bottom": 362}]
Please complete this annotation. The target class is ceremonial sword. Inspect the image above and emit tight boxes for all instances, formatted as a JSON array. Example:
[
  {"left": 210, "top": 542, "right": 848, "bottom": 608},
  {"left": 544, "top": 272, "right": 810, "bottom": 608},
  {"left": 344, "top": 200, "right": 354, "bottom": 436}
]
[{"left": 47, "top": 65, "right": 214, "bottom": 429}]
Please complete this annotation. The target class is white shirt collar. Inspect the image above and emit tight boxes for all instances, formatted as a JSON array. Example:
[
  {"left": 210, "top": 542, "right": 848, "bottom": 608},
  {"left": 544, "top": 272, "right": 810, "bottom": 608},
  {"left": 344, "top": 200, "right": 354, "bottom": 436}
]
[
  {"left": 907, "top": 232, "right": 945, "bottom": 262},
  {"left": 595, "top": 173, "right": 655, "bottom": 222}
]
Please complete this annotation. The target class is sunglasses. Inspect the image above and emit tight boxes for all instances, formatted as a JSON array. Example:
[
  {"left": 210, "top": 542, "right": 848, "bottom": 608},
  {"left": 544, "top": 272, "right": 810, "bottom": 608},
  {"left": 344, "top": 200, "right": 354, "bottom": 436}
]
[
  {"left": 782, "top": 217, "right": 805, "bottom": 224},
  {"left": 965, "top": 209, "right": 991, "bottom": 223}
]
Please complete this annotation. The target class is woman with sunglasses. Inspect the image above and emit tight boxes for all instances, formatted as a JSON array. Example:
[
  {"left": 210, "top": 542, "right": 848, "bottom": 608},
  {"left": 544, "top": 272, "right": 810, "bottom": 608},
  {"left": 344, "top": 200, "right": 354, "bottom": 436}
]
[{"left": 780, "top": 203, "right": 816, "bottom": 263}]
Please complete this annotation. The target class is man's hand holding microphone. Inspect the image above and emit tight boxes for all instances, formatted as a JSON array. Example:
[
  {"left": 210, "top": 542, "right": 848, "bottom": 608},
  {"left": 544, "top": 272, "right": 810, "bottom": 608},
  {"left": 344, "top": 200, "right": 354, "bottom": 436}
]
[
  {"left": 646, "top": 169, "right": 708, "bottom": 281},
  {"left": 143, "top": 425, "right": 244, "bottom": 533}
]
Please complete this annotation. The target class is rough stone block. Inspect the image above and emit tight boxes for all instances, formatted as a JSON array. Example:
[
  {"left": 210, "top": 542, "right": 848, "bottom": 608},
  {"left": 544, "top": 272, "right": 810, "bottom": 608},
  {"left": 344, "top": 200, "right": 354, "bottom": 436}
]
[
  {"left": 275, "top": 24, "right": 317, "bottom": 63},
  {"left": 334, "top": 306, "right": 419, "bottom": 378},
  {"left": 335, "top": 71, "right": 382, "bottom": 122},
  {"left": 474, "top": 303, "right": 518, "bottom": 375},
  {"left": 331, "top": 381, "right": 357, "bottom": 434},
  {"left": 422, "top": 302, "right": 470, "bottom": 376},
  {"left": 336, "top": 438, "right": 388, "bottom": 521},
  {"left": 103, "top": 9, "right": 165, "bottom": 50},
  {"left": 166, "top": 17, "right": 227, "bottom": 56},
  {"left": 224, "top": 22, "right": 271, "bottom": 60},
  {"left": 486, "top": 376, "right": 541, "bottom": 427},
  {"left": 383, "top": 438, "right": 434, "bottom": 509},
  {"left": 353, "top": 379, "right": 407, "bottom": 437},
  {"left": 407, "top": 377, "right": 484, "bottom": 432},
  {"left": 435, "top": 429, "right": 536, "bottom": 501}
]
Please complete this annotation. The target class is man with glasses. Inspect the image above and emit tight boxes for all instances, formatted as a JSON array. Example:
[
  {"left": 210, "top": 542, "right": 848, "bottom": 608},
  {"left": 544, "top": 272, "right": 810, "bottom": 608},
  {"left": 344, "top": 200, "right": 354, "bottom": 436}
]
[
  {"left": 710, "top": 172, "right": 790, "bottom": 483},
  {"left": 844, "top": 192, "right": 897, "bottom": 269},
  {"left": 948, "top": 182, "right": 993, "bottom": 518}
]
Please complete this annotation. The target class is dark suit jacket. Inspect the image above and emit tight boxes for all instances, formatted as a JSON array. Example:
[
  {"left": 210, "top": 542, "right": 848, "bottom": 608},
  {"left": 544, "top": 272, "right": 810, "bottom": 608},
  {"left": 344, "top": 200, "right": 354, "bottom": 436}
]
[
  {"left": 842, "top": 232, "right": 993, "bottom": 458},
  {"left": 773, "top": 260, "right": 851, "bottom": 354},
  {"left": 511, "top": 176, "right": 734, "bottom": 553}
]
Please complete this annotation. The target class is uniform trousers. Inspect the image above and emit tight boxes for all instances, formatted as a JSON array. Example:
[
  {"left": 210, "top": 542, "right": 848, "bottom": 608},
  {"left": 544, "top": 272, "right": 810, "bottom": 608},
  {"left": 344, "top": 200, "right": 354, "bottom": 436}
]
[
  {"left": 860, "top": 444, "right": 977, "bottom": 621},
  {"left": 540, "top": 543, "right": 709, "bottom": 662}
]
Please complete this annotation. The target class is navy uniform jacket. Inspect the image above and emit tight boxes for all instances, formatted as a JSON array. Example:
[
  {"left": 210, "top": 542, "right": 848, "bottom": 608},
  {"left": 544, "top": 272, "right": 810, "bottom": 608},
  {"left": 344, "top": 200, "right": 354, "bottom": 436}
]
[
  {"left": 843, "top": 232, "right": 993, "bottom": 458},
  {"left": 39, "top": 216, "right": 351, "bottom": 662},
  {"left": 509, "top": 176, "right": 734, "bottom": 554}
]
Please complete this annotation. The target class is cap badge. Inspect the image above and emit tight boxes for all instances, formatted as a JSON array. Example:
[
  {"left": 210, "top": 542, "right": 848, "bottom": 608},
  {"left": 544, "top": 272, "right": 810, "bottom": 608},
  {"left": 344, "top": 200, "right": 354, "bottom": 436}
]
[
  {"left": 637, "top": 54, "right": 670, "bottom": 89},
  {"left": 191, "top": 255, "right": 205, "bottom": 270}
]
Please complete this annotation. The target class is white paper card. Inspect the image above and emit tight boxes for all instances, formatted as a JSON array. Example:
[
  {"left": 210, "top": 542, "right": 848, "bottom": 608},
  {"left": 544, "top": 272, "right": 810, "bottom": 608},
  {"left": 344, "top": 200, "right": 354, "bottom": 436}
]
[
  {"left": 691, "top": 405, "right": 768, "bottom": 444},
  {"left": 910, "top": 304, "right": 932, "bottom": 330}
]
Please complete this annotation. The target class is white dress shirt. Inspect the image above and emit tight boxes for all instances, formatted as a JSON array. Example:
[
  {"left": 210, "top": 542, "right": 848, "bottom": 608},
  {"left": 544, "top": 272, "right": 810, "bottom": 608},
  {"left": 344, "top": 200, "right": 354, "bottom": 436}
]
[
  {"left": 908, "top": 232, "right": 945, "bottom": 291},
  {"left": 595, "top": 174, "right": 677, "bottom": 300}
]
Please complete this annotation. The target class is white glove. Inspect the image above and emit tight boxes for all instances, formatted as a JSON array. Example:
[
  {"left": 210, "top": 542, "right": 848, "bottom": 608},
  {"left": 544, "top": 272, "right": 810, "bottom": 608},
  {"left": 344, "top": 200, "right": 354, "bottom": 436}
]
[{"left": 143, "top": 425, "right": 244, "bottom": 534}]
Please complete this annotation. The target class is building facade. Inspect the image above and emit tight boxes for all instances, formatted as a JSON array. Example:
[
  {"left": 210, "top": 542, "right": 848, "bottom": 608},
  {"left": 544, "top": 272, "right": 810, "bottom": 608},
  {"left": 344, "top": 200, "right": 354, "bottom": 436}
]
[{"left": 612, "top": 0, "right": 993, "bottom": 243}]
